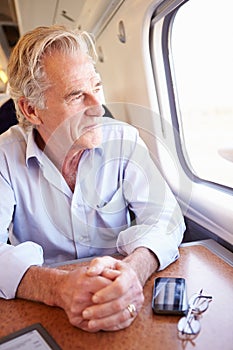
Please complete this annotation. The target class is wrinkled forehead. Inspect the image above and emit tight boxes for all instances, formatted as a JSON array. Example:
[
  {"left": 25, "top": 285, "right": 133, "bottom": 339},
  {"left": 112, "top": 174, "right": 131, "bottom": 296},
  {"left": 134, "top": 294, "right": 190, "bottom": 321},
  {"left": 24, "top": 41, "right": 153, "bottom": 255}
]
[
  {"left": 43, "top": 50, "right": 99, "bottom": 85},
  {"left": 74, "top": 71, "right": 101, "bottom": 88}
]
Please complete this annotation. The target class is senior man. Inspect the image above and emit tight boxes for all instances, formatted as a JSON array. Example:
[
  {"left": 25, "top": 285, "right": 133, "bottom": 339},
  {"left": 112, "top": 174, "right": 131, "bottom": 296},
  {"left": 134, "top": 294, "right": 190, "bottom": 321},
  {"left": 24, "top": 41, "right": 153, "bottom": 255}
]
[{"left": 0, "top": 25, "right": 185, "bottom": 332}]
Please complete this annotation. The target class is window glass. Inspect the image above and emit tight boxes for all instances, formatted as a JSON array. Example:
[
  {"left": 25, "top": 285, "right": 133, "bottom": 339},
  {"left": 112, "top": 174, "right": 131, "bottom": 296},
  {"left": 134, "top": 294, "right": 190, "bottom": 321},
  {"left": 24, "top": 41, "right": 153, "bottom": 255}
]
[{"left": 171, "top": 0, "right": 233, "bottom": 188}]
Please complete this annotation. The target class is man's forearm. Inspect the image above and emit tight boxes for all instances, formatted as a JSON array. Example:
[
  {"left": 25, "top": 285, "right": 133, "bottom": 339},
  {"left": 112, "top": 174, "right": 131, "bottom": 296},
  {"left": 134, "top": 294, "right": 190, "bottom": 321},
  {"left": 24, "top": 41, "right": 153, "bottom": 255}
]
[
  {"left": 16, "top": 265, "right": 68, "bottom": 307},
  {"left": 123, "top": 247, "right": 159, "bottom": 286}
]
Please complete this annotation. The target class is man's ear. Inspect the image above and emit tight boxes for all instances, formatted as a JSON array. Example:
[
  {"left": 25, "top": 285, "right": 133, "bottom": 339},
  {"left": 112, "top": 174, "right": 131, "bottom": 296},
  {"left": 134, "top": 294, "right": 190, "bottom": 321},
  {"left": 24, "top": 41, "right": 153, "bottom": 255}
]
[{"left": 18, "top": 97, "right": 41, "bottom": 125}]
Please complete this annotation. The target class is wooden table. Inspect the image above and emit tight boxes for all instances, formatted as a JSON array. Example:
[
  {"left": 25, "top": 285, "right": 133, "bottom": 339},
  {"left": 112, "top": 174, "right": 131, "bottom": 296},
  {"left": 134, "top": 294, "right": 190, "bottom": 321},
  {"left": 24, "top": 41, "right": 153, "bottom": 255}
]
[{"left": 0, "top": 241, "right": 232, "bottom": 350}]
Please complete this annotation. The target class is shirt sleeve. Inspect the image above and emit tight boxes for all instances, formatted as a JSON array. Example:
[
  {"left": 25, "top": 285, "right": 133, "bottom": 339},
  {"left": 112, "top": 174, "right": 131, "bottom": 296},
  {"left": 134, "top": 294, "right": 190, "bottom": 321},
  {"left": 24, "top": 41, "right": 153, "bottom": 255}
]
[
  {"left": 0, "top": 164, "right": 43, "bottom": 299},
  {"left": 116, "top": 130, "right": 186, "bottom": 270},
  {"left": 0, "top": 242, "right": 44, "bottom": 299}
]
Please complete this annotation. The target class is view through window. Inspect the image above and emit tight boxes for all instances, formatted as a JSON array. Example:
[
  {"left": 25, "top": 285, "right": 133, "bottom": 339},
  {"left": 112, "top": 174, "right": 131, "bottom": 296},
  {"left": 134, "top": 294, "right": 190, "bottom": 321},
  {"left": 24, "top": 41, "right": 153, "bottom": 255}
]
[{"left": 171, "top": 0, "right": 233, "bottom": 188}]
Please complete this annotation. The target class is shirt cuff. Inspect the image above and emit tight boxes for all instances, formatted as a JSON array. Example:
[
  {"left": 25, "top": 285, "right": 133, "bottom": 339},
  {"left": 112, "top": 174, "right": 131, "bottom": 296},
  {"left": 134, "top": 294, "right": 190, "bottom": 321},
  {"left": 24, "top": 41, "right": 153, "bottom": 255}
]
[
  {"left": 0, "top": 241, "right": 44, "bottom": 299},
  {"left": 117, "top": 221, "right": 185, "bottom": 270}
]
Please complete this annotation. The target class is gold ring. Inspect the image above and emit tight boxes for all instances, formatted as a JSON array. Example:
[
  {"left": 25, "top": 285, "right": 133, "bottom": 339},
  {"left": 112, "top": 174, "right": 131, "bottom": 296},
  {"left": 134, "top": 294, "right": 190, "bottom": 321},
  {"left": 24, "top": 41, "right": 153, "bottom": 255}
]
[{"left": 127, "top": 304, "right": 137, "bottom": 318}]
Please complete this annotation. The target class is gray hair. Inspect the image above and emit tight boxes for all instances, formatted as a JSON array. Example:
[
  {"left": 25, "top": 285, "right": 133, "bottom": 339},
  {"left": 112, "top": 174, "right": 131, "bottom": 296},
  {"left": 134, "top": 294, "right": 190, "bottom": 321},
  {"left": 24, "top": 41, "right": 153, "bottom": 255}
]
[{"left": 7, "top": 25, "right": 97, "bottom": 130}]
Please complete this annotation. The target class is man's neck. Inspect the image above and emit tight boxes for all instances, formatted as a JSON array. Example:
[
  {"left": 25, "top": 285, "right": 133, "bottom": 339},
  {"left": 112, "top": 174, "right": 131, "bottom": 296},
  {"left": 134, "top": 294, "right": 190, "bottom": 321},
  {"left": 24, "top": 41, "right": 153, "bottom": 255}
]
[
  {"left": 61, "top": 150, "right": 84, "bottom": 192},
  {"left": 34, "top": 129, "right": 83, "bottom": 191}
]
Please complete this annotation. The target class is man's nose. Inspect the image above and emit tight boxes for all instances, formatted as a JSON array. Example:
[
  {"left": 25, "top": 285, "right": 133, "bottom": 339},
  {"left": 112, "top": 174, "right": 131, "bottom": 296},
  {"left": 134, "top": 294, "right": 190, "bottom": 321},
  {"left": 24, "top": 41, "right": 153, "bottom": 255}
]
[{"left": 85, "top": 94, "right": 105, "bottom": 117}]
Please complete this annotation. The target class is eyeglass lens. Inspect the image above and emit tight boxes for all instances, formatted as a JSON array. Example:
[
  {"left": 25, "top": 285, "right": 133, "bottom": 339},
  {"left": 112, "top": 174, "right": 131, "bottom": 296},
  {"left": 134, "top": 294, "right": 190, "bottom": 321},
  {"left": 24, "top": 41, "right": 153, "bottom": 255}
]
[
  {"left": 189, "top": 293, "right": 212, "bottom": 313},
  {"left": 177, "top": 289, "right": 212, "bottom": 336},
  {"left": 177, "top": 314, "right": 201, "bottom": 335}
]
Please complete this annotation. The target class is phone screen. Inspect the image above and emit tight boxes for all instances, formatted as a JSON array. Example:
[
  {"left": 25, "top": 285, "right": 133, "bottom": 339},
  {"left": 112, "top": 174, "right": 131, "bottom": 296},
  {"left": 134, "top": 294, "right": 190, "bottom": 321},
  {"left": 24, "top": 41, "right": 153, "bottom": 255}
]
[{"left": 152, "top": 277, "right": 188, "bottom": 315}]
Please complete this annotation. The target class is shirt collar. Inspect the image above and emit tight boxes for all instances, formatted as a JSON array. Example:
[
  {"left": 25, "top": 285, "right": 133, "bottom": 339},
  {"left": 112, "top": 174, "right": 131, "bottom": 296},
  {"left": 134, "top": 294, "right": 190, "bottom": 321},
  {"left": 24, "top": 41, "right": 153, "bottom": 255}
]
[
  {"left": 25, "top": 128, "right": 104, "bottom": 168},
  {"left": 26, "top": 129, "right": 43, "bottom": 167}
]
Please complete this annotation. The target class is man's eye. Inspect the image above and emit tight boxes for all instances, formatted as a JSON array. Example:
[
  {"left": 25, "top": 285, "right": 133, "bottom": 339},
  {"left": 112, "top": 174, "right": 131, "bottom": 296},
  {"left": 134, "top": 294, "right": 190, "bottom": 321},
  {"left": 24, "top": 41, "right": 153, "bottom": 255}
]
[
  {"left": 93, "top": 84, "right": 103, "bottom": 94},
  {"left": 69, "top": 93, "right": 83, "bottom": 102},
  {"left": 74, "top": 94, "right": 83, "bottom": 99},
  {"left": 93, "top": 87, "right": 101, "bottom": 94}
]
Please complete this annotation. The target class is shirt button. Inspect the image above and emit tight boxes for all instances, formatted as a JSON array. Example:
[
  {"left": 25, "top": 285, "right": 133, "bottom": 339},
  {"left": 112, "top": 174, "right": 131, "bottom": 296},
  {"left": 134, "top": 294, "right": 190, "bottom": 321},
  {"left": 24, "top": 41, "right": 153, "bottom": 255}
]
[{"left": 80, "top": 236, "right": 87, "bottom": 243}]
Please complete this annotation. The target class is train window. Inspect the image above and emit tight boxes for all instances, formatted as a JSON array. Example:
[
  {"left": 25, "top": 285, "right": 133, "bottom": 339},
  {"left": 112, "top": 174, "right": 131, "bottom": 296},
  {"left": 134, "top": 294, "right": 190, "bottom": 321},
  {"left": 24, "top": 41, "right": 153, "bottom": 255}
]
[{"left": 161, "top": 0, "right": 233, "bottom": 189}]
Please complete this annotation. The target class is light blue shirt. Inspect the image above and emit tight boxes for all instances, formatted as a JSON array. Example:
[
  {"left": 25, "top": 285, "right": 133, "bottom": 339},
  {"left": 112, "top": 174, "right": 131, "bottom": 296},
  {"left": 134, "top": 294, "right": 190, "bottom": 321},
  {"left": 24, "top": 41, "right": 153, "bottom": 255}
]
[{"left": 0, "top": 118, "right": 185, "bottom": 299}]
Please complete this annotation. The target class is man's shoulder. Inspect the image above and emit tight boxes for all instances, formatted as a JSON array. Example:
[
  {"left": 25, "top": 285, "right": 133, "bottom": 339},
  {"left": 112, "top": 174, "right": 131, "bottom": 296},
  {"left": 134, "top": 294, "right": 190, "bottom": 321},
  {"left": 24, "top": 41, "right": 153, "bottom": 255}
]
[
  {"left": 0, "top": 125, "right": 27, "bottom": 148},
  {"left": 102, "top": 117, "right": 139, "bottom": 140}
]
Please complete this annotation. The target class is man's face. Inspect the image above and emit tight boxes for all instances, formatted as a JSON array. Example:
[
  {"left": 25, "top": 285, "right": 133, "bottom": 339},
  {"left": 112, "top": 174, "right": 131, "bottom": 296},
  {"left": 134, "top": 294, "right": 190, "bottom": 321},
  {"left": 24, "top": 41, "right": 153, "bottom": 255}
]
[{"left": 35, "top": 50, "right": 105, "bottom": 154}]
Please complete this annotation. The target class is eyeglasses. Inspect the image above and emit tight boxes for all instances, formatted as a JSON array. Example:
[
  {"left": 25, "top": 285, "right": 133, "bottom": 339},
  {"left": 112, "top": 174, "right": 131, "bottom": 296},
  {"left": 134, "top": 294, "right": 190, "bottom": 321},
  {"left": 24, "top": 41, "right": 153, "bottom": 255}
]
[{"left": 177, "top": 289, "right": 212, "bottom": 336}]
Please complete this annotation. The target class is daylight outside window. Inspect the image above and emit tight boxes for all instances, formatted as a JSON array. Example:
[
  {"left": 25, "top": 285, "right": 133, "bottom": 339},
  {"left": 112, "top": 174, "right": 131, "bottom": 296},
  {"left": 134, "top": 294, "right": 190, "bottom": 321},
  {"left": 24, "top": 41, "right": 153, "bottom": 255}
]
[{"left": 170, "top": 0, "right": 233, "bottom": 189}]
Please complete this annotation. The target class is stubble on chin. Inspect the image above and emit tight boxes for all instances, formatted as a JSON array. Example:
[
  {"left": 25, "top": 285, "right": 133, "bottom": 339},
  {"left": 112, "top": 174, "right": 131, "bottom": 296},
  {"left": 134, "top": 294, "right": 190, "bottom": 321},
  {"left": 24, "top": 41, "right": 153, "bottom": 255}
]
[{"left": 74, "top": 127, "right": 103, "bottom": 150}]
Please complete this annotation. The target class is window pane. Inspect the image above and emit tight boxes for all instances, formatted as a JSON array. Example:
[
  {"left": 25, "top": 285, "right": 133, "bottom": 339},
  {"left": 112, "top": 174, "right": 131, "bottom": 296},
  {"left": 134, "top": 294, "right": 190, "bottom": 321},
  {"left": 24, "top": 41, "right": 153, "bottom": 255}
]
[{"left": 171, "top": 0, "right": 233, "bottom": 188}]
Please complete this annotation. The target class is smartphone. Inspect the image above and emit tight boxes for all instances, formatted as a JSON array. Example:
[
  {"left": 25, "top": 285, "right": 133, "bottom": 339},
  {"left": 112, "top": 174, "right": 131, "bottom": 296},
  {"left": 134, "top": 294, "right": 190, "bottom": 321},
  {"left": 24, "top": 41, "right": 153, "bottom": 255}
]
[{"left": 152, "top": 277, "right": 188, "bottom": 315}]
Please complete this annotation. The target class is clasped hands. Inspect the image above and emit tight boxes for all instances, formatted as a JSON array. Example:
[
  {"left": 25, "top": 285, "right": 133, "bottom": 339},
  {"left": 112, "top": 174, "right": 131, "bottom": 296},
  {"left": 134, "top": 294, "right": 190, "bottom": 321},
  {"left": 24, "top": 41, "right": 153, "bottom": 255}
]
[{"left": 59, "top": 256, "right": 144, "bottom": 332}]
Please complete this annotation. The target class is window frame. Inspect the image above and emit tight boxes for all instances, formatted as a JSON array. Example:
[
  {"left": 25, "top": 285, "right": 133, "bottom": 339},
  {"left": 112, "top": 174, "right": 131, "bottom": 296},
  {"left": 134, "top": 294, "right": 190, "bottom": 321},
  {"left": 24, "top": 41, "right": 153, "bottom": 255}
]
[{"left": 149, "top": 0, "right": 233, "bottom": 248}]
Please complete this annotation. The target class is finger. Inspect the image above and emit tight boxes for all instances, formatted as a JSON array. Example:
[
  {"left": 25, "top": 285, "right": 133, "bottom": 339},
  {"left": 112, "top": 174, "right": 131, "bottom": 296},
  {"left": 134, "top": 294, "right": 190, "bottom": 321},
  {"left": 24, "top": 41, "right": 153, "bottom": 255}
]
[
  {"left": 62, "top": 274, "right": 113, "bottom": 314},
  {"left": 67, "top": 315, "right": 99, "bottom": 333},
  {"left": 101, "top": 268, "right": 121, "bottom": 280},
  {"left": 83, "top": 292, "right": 142, "bottom": 320},
  {"left": 87, "top": 256, "right": 119, "bottom": 276},
  {"left": 83, "top": 296, "right": 125, "bottom": 320},
  {"left": 92, "top": 266, "right": 142, "bottom": 304},
  {"left": 88, "top": 275, "right": 113, "bottom": 294},
  {"left": 87, "top": 306, "right": 137, "bottom": 332}
]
